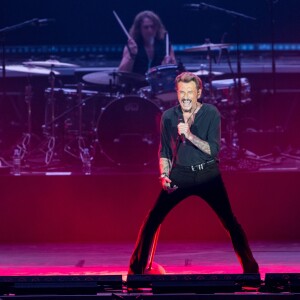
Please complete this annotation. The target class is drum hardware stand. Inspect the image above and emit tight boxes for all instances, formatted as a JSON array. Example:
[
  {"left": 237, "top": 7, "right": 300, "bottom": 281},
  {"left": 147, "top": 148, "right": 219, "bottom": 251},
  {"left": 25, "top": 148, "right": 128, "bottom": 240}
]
[
  {"left": 255, "top": 2, "right": 300, "bottom": 166},
  {"left": 108, "top": 77, "right": 121, "bottom": 98},
  {"left": 226, "top": 8, "right": 262, "bottom": 168},
  {"left": 268, "top": 0, "right": 278, "bottom": 94},
  {"left": 1, "top": 19, "right": 42, "bottom": 105},
  {"left": 40, "top": 69, "right": 72, "bottom": 167},
  {"left": 196, "top": 3, "right": 267, "bottom": 169},
  {"left": 276, "top": 92, "right": 300, "bottom": 162},
  {"left": 205, "top": 38, "right": 215, "bottom": 102},
  {"left": 219, "top": 95, "right": 277, "bottom": 170},
  {"left": 190, "top": 2, "right": 256, "bottom": 104},
  {"left": 40, "top": 69, "right": 62, "bottom": 166},
  {"left": 1, "top": 28, "right": 8, "bottom": 122},
  {"left": 220, "top": 112, "right": 275, "bottom": 171},
  {"left": 198, "top": 39, "right": 220, "bottom": 106},
  {"left": 217, "top": 44, "right": 266, "bottom": 168},
  {"left": 1, "top": 19, "right": 47, "bottom": 153},
  {"left": 14, "top": 82, "right": 41, "bottom": 164},
  {"left": 280, "top": 151, "right": 300, "bottom": 162},
  {"left": 63, "top": 83, "right": 96, "bottom": 168}
]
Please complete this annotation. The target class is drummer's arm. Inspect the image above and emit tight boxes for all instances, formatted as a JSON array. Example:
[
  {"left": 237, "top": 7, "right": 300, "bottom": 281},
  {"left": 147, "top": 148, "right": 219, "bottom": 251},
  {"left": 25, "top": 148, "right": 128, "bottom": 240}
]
[
  {"left": 118, "top": 46, "right": 135, "bottom": 72},
  {"left": 162, "top": 46, "right": 176, "bottom": 65}
]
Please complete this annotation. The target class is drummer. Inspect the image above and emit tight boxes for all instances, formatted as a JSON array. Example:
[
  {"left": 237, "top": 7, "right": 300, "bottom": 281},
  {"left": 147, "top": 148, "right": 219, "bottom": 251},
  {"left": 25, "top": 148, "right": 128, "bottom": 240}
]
[{"left": 118, "top": 11, "right": 176, "bottom": 76}]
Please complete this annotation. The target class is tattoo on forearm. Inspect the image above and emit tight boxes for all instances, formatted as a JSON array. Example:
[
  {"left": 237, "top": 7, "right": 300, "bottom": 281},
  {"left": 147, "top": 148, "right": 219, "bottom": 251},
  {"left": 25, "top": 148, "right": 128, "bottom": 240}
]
[
  {"left": 188, "top": 134, "right": 211, "bottom": 155},
  {"left": 159, "top": 158, "right": 172, "bottom": 175}
]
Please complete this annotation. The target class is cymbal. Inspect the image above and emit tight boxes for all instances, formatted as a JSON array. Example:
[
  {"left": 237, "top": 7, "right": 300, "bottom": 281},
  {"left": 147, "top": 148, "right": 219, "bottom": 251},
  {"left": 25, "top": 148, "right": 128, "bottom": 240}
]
[
  {"left": 3, "top": 65, "right": 60, "bottom": 75},
  {"left": 83, "top": 71, "right": 146, "bottom": 85},
  {"left": 23, "top": 59, "right": 79, "bottom": 68},
  {"left": 193, "top": 70, "right": 223, "bottom": 76},
  {"left": 185, "top": 43, "right": 230, "bottom": 52}
]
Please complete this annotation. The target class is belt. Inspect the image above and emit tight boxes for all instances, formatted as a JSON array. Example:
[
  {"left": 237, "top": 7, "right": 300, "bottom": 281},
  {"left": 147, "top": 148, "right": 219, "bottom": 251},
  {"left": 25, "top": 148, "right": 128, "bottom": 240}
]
[{"left": 176, "top": 160, "right": 216, "bottom": 171}]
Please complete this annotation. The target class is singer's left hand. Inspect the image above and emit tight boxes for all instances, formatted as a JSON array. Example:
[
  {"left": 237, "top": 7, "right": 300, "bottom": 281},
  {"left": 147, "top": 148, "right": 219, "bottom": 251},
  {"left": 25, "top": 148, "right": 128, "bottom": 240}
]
[{"left": 178, "top": 122, "right": 191, "bottom": 139}]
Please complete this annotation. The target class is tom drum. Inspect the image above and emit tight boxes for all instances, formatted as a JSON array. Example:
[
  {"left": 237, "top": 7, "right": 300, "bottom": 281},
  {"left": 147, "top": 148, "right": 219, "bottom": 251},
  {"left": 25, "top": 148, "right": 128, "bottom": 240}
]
[{"left": 146, "top": 64, "right": 180, "bottom": 103}]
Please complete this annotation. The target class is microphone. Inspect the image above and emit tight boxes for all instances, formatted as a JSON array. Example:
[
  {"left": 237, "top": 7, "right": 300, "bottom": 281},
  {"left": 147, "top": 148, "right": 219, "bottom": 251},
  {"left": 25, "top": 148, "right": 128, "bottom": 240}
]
[
  {"left": 31, "top": 18, "right": 56, "bottom": 26},
  {"left": 178, "top": 117, "right": 186, "bottom": 144}
]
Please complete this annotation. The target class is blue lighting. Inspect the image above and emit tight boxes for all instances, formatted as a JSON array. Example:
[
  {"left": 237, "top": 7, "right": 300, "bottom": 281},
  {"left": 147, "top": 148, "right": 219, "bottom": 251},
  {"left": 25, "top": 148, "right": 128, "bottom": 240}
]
[{"left": 4, "top": 43, "right": 300, "bottom": 55}]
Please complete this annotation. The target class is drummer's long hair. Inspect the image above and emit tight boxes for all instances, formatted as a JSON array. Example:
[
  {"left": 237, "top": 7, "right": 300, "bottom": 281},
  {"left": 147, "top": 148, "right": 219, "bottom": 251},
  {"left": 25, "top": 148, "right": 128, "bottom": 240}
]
[{"left": 129, "top": 11, "right": 166, "bottom": 41}]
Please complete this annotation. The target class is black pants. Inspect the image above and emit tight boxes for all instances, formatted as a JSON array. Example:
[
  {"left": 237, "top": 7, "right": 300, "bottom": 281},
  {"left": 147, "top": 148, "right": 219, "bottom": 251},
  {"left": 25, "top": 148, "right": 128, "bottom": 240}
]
[{"left": 129, "top": 162, "right": 259, "bottom": 274}]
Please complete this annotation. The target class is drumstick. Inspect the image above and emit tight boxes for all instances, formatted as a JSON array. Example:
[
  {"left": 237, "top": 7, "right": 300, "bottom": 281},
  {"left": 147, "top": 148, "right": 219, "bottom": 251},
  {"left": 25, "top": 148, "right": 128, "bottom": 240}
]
[
  {"left": 166, "top": 32, "right": 169, "bottom": 56},
  {"left": 113, "top": 10, "right": 131, "bottom": 40}
]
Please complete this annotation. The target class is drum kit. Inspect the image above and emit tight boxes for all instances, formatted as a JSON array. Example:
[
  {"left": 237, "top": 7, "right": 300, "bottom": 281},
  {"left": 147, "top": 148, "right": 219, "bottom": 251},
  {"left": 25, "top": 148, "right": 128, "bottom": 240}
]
[
  {"left": 7, "top": 40, "right": 252, "bottom": 170},
  {"left": 9, "top": 60, "right": 169, "bottom": 168},
  {"left": 80, "top": 67, "right": 179, "bottom": 166}
]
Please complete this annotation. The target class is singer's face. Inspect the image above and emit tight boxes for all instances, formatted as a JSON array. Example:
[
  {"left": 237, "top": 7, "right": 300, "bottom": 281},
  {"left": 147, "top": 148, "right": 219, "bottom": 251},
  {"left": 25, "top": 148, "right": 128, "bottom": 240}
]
[
  {"left": 177, "top": 81, "right": 201, "bottom": 113},
  {"left": 140, "top": 18, "right": 156, "bottom": 42}
]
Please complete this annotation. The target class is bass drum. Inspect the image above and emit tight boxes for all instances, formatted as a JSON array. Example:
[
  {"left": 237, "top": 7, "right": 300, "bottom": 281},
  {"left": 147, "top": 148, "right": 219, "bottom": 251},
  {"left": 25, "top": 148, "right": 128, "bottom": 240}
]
[{"left": 96, "top": 95, "right": 163, "bottom": 166}]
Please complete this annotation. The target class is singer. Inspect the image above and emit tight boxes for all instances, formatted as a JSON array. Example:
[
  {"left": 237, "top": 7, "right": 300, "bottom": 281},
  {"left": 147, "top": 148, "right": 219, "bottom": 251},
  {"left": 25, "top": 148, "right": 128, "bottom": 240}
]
[{"left": 128, "top": 72, "right": 259, "bottom": 275}]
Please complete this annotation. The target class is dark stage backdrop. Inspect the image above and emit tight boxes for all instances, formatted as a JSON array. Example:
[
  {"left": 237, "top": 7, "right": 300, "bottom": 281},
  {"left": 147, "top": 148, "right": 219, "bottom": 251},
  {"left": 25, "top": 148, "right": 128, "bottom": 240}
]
[{"left": 1, "top": 0, "right": 299, "bottom": 46}]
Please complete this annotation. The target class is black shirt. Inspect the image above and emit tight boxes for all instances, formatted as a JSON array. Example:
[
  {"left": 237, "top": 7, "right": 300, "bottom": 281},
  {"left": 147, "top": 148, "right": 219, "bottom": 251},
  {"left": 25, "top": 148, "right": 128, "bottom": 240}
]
[
  {"left": 132, "top": 38, "right": 166, "bottom": 75},
  {"left": 159, "top": 103, "right": 221, "bottom": 166}
]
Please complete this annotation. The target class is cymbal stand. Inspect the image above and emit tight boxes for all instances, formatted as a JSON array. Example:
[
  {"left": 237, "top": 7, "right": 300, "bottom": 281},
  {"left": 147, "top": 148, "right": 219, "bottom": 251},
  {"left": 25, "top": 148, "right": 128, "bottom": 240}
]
[
  {"left": 217, "top": 45, "right": 239, "bottom": 164},
  {"left": 267, "top": 0, "right": 277, "bottom": 94},
  {"left": 42, "top": 70, "right": 59, "bottom": 165},
  {"left": 14, "top": 82, "right": 38, "bottom": 161},
  {"left": 78, "top": 83, "right": 93, "bottom": 173},
  {"left": 197, "top": 3, "right": 272, "bottom": 169},
  {"left": 1, "top": 19, "right": 43, "bottom": 99},
  {"left": 1, "top": 19, "right": 46, "bottom": 150},
  {"left": 205, "top": 39, "right": 215, "bottom": 102},
  {"left": 257, "top": 2, "right": 299, "bottom": 163},
  {"left": 198, "top": 39, "right": 217, "bottom": 105},
  {"left": 63, "top": 83, "right": 95, "bottom": 172}
]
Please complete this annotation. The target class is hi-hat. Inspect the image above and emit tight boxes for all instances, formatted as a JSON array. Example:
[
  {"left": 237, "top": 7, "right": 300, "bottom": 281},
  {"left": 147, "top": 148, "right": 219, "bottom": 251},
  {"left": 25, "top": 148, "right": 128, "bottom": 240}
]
[
  {"left": 193, "top": 70, "right": 223, "bottom": 76},
  {"left": 23, "top": 59, "right": 79, "bottom": 68},
  {"left": 3, "top": 65, "right": 60, "bottom": 75},
  {"left": 185, "top": 43, "right": 230, "bottom": 52},
  {"left": 83, "top": 71, "right": 146, "bottom": 86}
]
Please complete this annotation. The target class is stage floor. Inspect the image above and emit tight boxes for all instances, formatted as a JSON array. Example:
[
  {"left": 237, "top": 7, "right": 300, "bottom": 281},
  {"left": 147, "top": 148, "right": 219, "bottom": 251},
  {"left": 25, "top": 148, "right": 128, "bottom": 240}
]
[{"left": 1, "top": 241, "right": 299, "bottom": 279}]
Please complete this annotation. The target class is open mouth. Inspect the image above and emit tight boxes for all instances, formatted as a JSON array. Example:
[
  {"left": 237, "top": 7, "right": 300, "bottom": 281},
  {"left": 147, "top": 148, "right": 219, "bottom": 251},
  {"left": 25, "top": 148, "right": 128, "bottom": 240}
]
[{"left": 181, "top": 99, "right": 192, "bottom": 107}]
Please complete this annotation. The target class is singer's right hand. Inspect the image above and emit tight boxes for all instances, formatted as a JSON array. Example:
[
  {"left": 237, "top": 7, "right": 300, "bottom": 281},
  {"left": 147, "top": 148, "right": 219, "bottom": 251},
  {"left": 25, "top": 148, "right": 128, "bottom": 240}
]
[{"left": 177, "top": 122, "right": 190, "bottom": 139}]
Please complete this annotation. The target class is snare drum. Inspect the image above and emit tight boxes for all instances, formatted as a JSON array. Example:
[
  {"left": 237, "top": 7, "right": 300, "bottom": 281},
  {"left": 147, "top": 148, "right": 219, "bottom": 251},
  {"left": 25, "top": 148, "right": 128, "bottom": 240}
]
[
  {"left": 204, "top": 78, "right": 251, "bottom": 107},
  {"left": 146, "top": 64, "right": 180, "bottom": 103},
  {"left": 96, "top": 95, "right": 163, "bottom": 166}
]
